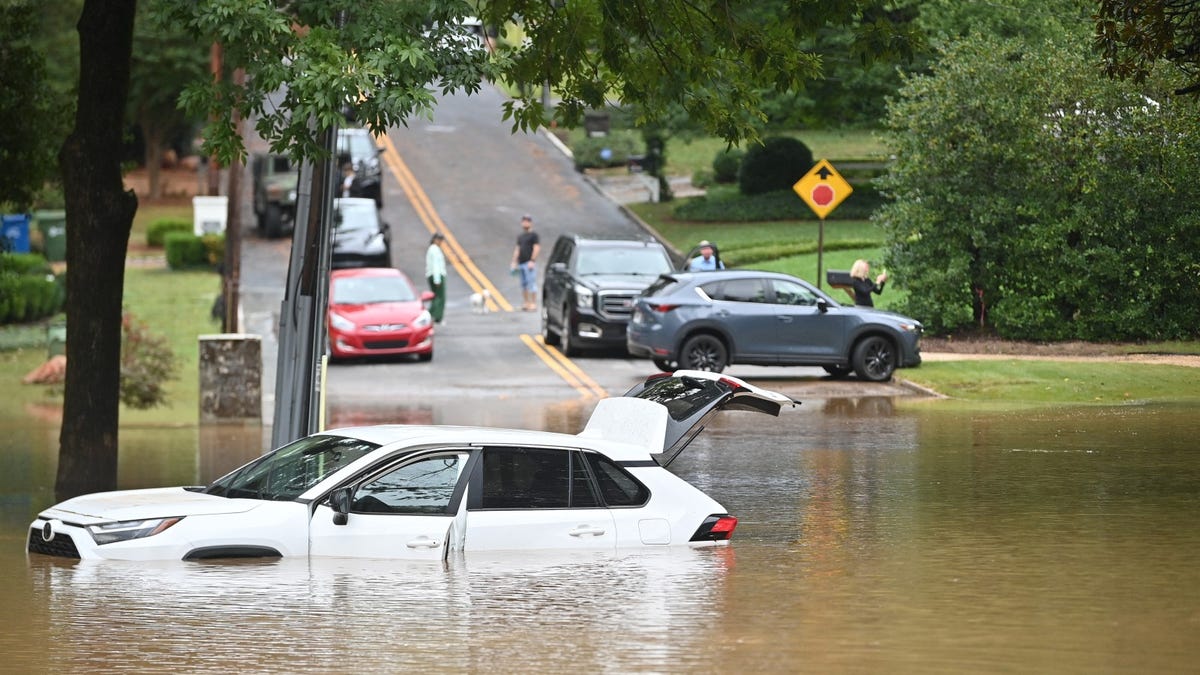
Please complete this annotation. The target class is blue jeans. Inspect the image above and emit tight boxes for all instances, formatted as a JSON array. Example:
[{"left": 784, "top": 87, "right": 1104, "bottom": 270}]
[{"left": 518, "top": 263, "right": 537, "bottom": 292}]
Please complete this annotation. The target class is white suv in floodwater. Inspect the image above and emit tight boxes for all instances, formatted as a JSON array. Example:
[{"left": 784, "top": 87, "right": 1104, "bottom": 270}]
[{"left": 28, "top": 371, "right": 794, "bottom": 562}]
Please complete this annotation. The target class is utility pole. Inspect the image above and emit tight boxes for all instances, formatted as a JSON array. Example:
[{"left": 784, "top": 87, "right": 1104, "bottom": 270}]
[{"left": 271, "top": 122, "right": 336, "bottom": 448}]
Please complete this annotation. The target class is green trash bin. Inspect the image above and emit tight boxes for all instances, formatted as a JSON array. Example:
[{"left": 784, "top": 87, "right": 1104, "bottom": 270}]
[{"left": 35, "top": 210, "right": 67, "bottom": 262}]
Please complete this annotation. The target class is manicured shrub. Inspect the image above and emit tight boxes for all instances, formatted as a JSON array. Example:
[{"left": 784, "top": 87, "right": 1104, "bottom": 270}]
[
  {"left": 738, "top": 136, "right": 814, "bottom": 196},
  {"left": 0, "top": 252, "right": 64, "bottom": 324},
  {"left": 164, "top": 232, "right": 221, "bottom": 269},
  {"left": 146, "top": 219, "right": 193, "bottom": 247},
  {"left": 711, "top": 148, "right": 744, "bottom": 183},
  {"left": 0, "top": 252, "right": 52, "bottom": 276}
]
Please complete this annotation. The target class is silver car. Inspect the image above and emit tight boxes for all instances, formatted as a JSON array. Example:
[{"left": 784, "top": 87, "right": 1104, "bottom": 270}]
[{"left": 627, "top": 270, "right": 922, "bottom": 381}]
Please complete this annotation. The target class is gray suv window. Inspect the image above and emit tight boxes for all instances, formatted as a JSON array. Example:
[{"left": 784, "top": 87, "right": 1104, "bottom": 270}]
[
  {"left": 771, "top": 279, "right": 820, "bottom": 306},
  {"left": 704, "top": 278, "right": 767, "bottom": 303}
]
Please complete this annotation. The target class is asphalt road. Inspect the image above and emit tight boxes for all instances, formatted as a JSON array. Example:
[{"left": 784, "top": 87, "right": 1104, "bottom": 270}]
[{"left": 238, "top": 84, "right": 917, "bottom": 430}]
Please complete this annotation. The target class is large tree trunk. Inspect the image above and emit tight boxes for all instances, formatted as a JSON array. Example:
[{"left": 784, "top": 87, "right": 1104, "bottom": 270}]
[{"left": 55, "top": 0, "right": 138, "bottom": 501}]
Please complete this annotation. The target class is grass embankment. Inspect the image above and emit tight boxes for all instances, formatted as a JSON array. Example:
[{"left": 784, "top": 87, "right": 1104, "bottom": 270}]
[
  {"left": 901, "top": 360, "right": 1200, "bottom": 406},
  {"left": 2, "top": 202, "right": 219, "bottom": 427},
  {"left": 630, "top": 142, "right": 1200, "bottom": 405}
]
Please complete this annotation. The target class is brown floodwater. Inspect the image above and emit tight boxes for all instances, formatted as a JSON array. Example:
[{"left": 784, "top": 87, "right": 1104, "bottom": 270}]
[{"left": 1, "top": 398, "right": 1197, "bottom": 673}]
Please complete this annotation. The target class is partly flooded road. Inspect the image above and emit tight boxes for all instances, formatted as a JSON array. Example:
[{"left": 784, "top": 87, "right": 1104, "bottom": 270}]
[{"left": 3, "top": 398, "right": 1198, "bottom": 673}]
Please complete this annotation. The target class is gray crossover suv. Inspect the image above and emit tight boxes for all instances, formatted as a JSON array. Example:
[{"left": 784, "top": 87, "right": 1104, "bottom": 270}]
[{"left": 626, "top": 270, "right": 922, "bottom": 381}]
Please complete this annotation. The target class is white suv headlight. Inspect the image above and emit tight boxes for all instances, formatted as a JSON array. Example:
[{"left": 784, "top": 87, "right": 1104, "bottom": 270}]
[{"left": 88, "top": 517, "right": 183, "bottom": 545}]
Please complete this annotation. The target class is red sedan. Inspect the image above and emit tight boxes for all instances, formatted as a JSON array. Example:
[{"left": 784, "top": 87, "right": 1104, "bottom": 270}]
[{"left": 327, "top": 268, "right": 434, "bottom": 361}]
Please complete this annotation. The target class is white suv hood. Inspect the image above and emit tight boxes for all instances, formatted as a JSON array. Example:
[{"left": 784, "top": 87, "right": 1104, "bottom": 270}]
[{"left": 40, "top": 487, "right": 260, "bottom": 525}]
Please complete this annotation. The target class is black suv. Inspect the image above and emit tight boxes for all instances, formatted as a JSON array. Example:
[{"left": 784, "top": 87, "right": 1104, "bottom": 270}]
[{"left": 541, "top": 235, "right": 674, "bottom": 355}]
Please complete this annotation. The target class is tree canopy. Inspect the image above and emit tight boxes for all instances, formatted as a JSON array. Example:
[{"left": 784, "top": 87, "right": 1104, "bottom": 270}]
[
  {"left": 157, "top": 0, "right": 922, "bottom": 165},
  {"left": 876, "top": 32, "right": 1200, "bottom": 340},
  {"left": 1096, "top": 0, "right": 1200, "bottom": 96}
]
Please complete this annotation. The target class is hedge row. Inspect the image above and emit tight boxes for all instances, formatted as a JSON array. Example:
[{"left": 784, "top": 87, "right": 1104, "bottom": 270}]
[
  {"left": 147, "top": 218, "right": 193, "bottom": 247},
  {"left": 165, "top": 232, "right": 224, "bottom": 269},
  {"left": 0, "top": 253, "right": 64, "bottom": 324},
  {"left": 673, "top": 184, "right": 886, "bottom": 222}
]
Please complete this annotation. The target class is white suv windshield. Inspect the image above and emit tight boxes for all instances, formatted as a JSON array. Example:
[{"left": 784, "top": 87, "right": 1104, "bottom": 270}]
[{"left": 205, "top": 435, "right": 378, "bottom": 501}]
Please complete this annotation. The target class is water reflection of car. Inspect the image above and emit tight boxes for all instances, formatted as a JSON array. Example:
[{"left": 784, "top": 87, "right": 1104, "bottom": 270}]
[
  {"left": 27, "top": 371, "right": 794, "bottom": 562},
  {"left": 337, "top": 127, "right": 384, "bottom": 207},
  {"left": 627, "top": 270, "right": 922, "bottom": 381},
  {"left": 332, "top": 197, "right": 390, "bottom": 269},
  {"left": 327, "top": 267, "right": 434, "bottom": 362}
]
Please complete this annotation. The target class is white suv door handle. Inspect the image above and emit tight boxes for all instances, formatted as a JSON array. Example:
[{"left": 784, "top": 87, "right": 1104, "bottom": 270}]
[
  {"left": 568, "top": 525, "right": 606, "bottom": 537},
  {"left": 406, "top": 536, "right": 441, "bottom": 549}
]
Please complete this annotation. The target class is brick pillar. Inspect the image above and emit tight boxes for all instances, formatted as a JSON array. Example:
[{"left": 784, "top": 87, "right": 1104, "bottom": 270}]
[{"left": 199, "top": 334, "right": 262, "bottom": 422}]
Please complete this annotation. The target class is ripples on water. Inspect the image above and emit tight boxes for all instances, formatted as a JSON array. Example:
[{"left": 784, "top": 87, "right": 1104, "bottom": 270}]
[{"left": 2, "top": 401, "right": 1199, "bottom": 673}]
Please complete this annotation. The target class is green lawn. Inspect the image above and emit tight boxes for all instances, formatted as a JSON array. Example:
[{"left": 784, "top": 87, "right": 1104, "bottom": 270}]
[
  {"left": 665, "top": 129, "right": 887, "bottom": 177},
  {"left": 902, "top": 359, "right": 1200, "bottom": 406},
  {"left": 2, "top": 264, "right": 220, "bottom": 427}
]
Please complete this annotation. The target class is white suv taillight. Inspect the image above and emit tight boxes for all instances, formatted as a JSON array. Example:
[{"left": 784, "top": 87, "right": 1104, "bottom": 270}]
[{"left": 690, "top": 514, "right": 738, "bottom": 542}]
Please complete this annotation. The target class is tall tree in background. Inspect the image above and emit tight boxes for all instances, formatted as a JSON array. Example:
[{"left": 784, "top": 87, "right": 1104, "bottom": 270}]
[
  {"left": 128, "top": 4, "right": 209, "bottom": 200},
  {"left": 1095, "top": 0, "right": 1200, "bottom": 95},
  {"left": 877, "top": 33, "right": 1200, "bottom": 339},
  {"left": 0, "top": 3, "right": 71, "bottom": 210}
]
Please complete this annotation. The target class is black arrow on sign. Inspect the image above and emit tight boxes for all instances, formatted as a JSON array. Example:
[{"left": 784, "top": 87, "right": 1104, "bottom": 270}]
[{"left": 817, "top": 166, "right": 833, "bottom": 179}]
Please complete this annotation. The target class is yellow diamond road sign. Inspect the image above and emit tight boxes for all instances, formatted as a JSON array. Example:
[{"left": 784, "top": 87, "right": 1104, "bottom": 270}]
[{"left": 794, "top": 159, "right": 852, "bottom": 219}]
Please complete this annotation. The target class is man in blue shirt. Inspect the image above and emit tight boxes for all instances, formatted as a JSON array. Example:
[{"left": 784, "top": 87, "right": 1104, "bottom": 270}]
[{"left": 688, "top": 242, "right": 724, "bottom": 271}]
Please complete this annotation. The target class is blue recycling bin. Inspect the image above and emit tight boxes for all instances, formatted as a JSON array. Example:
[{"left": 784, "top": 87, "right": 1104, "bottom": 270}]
[{"left": 2, "top": 214, "right": 31, "bottom": 253}]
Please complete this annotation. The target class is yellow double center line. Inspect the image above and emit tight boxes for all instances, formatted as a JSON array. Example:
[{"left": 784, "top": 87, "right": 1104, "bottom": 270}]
[
  {"left": 376, "top": 132, "right": 510, "bottom": 312},
  {"left": 520, "top": 334, "right": 608, "bottom": 399},
  {"left": 376, "top": 130, "right": 607, "bottom": 400}
]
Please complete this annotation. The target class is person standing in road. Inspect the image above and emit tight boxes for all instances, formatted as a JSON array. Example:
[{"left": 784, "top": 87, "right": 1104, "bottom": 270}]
[
  {"left": 850, "top": 258, "right": 888, "bottom": 307},
  {"left": 511, "top": 214, "right": 540, "bottom": 311},
  {"left": 426, "top": 233, "right": 447, "bottom": 324},
  {"left": 341, "top": 162, "right": 356, "bottom": 198}
]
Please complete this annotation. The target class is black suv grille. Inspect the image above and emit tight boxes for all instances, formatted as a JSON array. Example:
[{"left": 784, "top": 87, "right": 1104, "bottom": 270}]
[
  {"left": 27, "top": 528, "right": 81, "bottom": 559},
  {"left": 597, "top": 291, "right": 637, "bottom": 321}
]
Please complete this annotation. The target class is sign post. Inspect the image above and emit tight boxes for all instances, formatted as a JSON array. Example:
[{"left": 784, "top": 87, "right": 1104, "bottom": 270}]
[{"left": 793, "top": 159, "right": 853, "bottom": 289}]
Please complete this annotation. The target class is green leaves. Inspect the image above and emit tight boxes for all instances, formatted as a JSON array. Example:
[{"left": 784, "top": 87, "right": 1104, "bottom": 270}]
[
  {"left": 878, "top": 32, "right": 1200, "bottom": 340},
  {"left": 158, "top": 0, "right": 922, "bottom": 164}
]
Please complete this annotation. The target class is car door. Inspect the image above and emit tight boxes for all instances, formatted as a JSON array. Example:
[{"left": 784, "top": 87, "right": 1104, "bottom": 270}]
[
  {"left": 542, "top": 238, "right": 573, "bottom": 331},
  {"left": 616, "top": 370, "right": 795, "bottom": 466},
  {"left": 702, "top": 277, "right": 777, "bottom": 361},
  {"left": 768, "top": 277, "right": 849, "bottom": 361},
  {"left": 309, "top": 450, "right": 473, "bottom": 560},
  {"left": 462, "top": 446, "right": 617, "bottom": 552}
]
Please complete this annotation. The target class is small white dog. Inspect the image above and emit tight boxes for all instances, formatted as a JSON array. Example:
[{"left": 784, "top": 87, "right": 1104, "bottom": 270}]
[{"left": 469, "top": 289, "right": 491, "bottom": 314}]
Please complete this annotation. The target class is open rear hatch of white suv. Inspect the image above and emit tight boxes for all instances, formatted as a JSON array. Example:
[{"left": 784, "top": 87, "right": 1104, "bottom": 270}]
[{"left": 580, "top": 370, "right": 797, "bottom": 466}]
